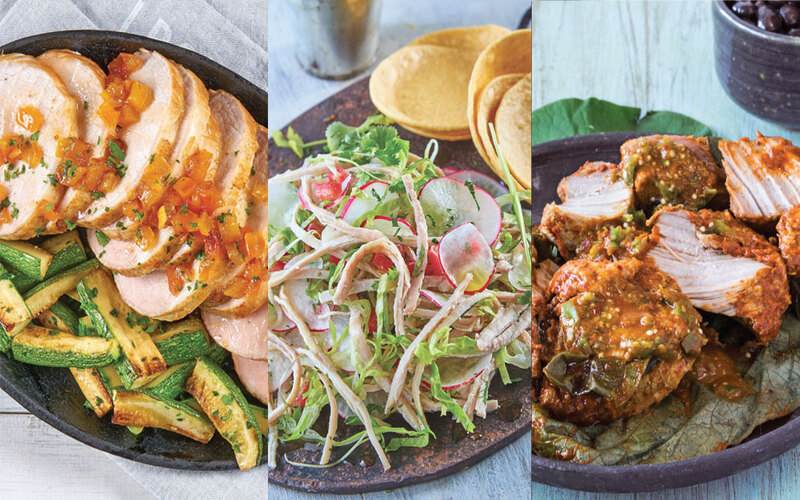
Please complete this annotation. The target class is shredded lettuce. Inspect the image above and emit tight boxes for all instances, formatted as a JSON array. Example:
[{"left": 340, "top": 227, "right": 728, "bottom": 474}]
[{"left": 429, "top": 362, "right": 476, "bottom": 433}]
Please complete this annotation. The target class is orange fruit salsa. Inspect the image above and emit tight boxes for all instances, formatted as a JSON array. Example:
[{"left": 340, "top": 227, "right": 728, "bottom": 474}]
[
  {"left": 0, "top": 106, "right": 46, "bottom": 223},
  {"left": 98, "top": 53, "right": 153, "bottom": 134}
]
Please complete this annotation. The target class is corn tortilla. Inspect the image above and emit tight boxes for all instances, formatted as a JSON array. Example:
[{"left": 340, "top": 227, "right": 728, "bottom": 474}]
[
  {"left": 495, "top": 73, "right": 532, "bottom": 188},
  {"left": 370, "top": 45, "right": 480, "bottom": 132},
  {"left": 408, "top": 25, "right": 511, "bottom": 52},
  {"left": 475, "top": 73, "right": 525, "bottom": 170}
]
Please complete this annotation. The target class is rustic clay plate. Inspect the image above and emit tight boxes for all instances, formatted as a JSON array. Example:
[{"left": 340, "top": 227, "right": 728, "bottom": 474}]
[
  {"left": 531, "top": 131, "right": 800, "bottom": 492},
  {"left": 268, "top": 76, "right": 531, "bottom": 494},
  {"left": 0, "top": 30, "right": 267, "bottom": 470}
]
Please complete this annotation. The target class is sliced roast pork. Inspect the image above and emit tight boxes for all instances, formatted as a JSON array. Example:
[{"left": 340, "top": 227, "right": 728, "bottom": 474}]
[
  {"left": 202, "top": 303, "right": 267, "bottom": 360},
  {"left": 0, "top": 54, "right": 78, "bottom": 239},
  {"left": 719, "top": 133, "right": 800, "bottom": 226},
  {"left": 232, "top": 355, "right": 268, "bottom": 405},
  {"left": 620, "top": 135, "right": 726, "bottom": 211},
  {"left": 540, "top": 161, "right": 634, "bottom": 258},
  {"left": 37, "top": 49, "right": 110, "bottom": 231},
  {"left": 113, "top": 91, "right": 257, "bottom": 321},
  {"left": 777, "top": 205, "right": 800, "bottom": 276},
  {"left": 87, "top": 65, "right": 222, "bottom": 276},
  {"left": 79, "top": 50, "right": 184, "bottom": 228},
  {"left": 202, "top": 125, "right": 267, "bottom": 317},
  {"left": 646, "top": 207, "right": 789, "bottom": 343}
]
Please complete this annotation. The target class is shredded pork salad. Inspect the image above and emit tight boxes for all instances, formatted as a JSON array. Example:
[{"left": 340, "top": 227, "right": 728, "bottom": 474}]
[{"left": 266, "top": 121, "right": 532, "bottom": 470}]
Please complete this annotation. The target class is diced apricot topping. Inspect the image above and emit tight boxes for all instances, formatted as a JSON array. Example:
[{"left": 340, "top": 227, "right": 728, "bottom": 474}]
[
  {"left": 127, "top": 81, "right": 153, "bottom": 112},
  {"left": 107, "top": 53, "right": 144, "bottom": 80},
  {"left": 117, "top": 105, "right": 140, "bottom": 128},
  {"left": 135, "top": 225, "right": 157, "bottom": 251},
  {"left": 245, "top": 231, "right": 265, "bottom": 259},
  {"left": 252, "top": 183, "right": 267, "bottom": 203},
  {"left": 173, "top": 177, "right": 196, "bottom": 199},
  {"left": 16, "top": 106, "right": 43, "bottom": 132}
]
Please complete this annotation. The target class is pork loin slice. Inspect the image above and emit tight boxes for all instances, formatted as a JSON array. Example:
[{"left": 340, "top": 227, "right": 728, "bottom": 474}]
[
  {"left": 540, "top": 161, "right": 634, "bottom": 258},
  {"left": 620, "top": 135, "right": 726, "bottom": 211},
  {"left": 79, "top": 50, "right": 184, "bottom": 228},
  {"left": 87, "top": 65, "right": 222, "bottom": 276},
  {"left": 232, "top": 355, "right": 268, "bottom": 405},
  {"left": 719, "top": 133, "right": 800, "bottom": 226},
  {"left": 646, "top": 207, "right": 790, "bottom": 343},
  {"left": 0, "top": 54, "right": 78, "bottom": 239},
  {"left": 101, "top": 64, "right": 221, "bottom": 240},
  {"left": 202, "top": 303, "right": 267, "bottom": 360},
  {"left": 36, "top": 50, "right": 110, "bottom": 232},
  {"left": 202, "top": 125, "right": 267, "bottom": 317},
  {"left": 113, "top": 91, "right": 257, "bottom": 320}
]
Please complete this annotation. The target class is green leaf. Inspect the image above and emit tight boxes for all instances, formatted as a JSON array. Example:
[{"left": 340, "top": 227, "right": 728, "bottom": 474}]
[
  {"left": 532, "top": 97, "right": 712, "bottom": 145},
  {"left": 429, "top": 362, "right": 476, "bottom": 433},
  {"left": 533, "top": 314, "right": 800, "bottom": 465}
]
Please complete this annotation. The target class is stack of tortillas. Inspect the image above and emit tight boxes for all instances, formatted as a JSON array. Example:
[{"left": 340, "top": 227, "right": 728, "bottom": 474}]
[
  {"left": 467, "top": 30, "right": 532, "bottom": 190},
  {"left": 370, "top": 26, "right": 532, "bottom": 189},
  {"left": 370, "top": 25, "right": 510, "bottom": 141}
]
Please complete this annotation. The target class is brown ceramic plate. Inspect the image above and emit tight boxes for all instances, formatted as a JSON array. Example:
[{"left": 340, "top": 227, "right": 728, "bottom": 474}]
[
  {"left": 268, "top": 76, "right": 531, "bottom": 494},
  {"left": 531, "top": 131, "right": 800, "bottom": 492}
]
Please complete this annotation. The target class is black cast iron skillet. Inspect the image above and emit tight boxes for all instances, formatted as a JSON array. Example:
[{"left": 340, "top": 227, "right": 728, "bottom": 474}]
[
  {"left": 531, "top": 131, "right": 800, "bottom": 492},
  {"left": 0, "top": 30, "right": 267, "bottom": 470}
]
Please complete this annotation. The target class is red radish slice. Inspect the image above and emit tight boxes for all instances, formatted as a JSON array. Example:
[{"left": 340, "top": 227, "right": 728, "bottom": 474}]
[
  {"left": 282, "top": 278, "right": 331, "bottom": 331},
  {"left": 419, "top": 289, "right": 450, "bottom": 307},
  {"left": 268, "top": 181, "right": 299, "bottom": 230},
  {"left": 447, "top": 169, "right": 509, "bottom": 198},
  {"left": 362, "top": 215, "right": 416, "bottom": 243},
  {"left": 316, "top": 314, "right": 355, "bottom": 372},
  {"left": 341, "top": 181, "right": 397, "bottom": 225},
  {"left": 429, "top": 354, "right": 493, "bottom": 390},
  {"left": 268, "top": 302, "right": 295, "bottom": 333},
  {"left": 268, "top": 350, "right": 294, "bottom": 394},
  {"left": 438, "top": 223, "right": 495, "bottom": 294},
  {"left": 418, "top": 177, "right": 502, "bottom": 244}
]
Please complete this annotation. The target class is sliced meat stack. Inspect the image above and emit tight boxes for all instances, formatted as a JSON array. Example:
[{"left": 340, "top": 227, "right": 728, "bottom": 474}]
[
  {"left": 0, "top": 48, "right": 266, "bottom": 326},
  {"left": 719, "top": 133, "right": 800, "bottom": 226},
  {"left": 646, "top": 207, "right": 790, "bottom": 343},
  {"left": 540, "top": 161, "right": 634, "bottom": 258}
]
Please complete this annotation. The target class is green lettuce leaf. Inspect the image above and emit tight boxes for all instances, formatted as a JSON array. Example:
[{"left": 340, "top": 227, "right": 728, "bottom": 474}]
[
  {"left": 533, "top": 314, "right": 800, "bottom": 464},
  {"left": 532, "top": 98, "right": 713, "bottom": 145}
]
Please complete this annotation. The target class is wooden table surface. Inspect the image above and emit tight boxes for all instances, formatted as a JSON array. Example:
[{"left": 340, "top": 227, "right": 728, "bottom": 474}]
[
  {"left": 532, "top": 1, "right": 800, "bottom": 499},
  {"left": 267, "top": 0, "right": 531, "bottom": 498}
]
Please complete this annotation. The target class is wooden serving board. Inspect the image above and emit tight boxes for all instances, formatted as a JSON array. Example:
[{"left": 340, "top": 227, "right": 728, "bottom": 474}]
[{"left": 268, "top": 76, "right": 532, "bottom": 494}]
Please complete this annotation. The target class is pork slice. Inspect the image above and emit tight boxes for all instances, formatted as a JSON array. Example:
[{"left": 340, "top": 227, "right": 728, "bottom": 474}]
[
  {"left": 89, "top": 65, "right": 222, "bottom": 276},
  {"left": 540, "top": 161, "right": 634, "bottom": 257},
  {"left": 79, "top": 49, "right": 184, "bottom": 228},
  {"left": 112, "top": 91, "right": 256, "bottom": 320},
  {"left": 0, "top": 54, "right": 77, "bottom": 239},
  {"left": 101, "top": 64, "right": 221, "bottom": 240},
  {"left": 36, "top": 49, "right": 110, "bottom": 232},
  {"left": 232, "top": 355, "right": 268, "bottom": 405},
  {"left": 719, "top": 134, "right": 800, "bottom": 225},
  {"left": 647, "top": 207, "right": 789, "bottom": 342},
  {"left": 202, "top": 125, "right": 267, "bottom": 317},
  {"left": 202, "top": 303, "right": 267, "bottom": 359}
]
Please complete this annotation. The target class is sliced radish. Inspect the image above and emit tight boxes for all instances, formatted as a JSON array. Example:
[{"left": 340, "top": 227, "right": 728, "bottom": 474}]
[
  {"left": 362, "top": 215, "right": 416, "bottom": 244},
  {"left": 424, "top": 354, "right": 493, "bottom": 390},
  {"left": 315, "top": 314, "right": 355, "bottom": 373},
  {"left": 418, "top": 177, "right": 502, "bottom": 244},
  {"left": 438, "top": 223, "right": 495, "bottom": 294},
  {"left": 268, "top": 181, "right": 299, "bottom": 230},
  {"left": 341, "top": 181, "right": 392, "bottom": 225},
  {"left": 282, "top": 278, "right": 331, "bottom": 331},
  {"left": 441, "top": 167, "right": 458, "bottom": 175},
  {"left": 268, "top": 350, "right": 294, "bottom": 393},
  {"left": 447, "top": 169, "right": 509, "bottom": 198},
  {"left": 419, "top": 289, "right": 450, "bottom": 307}
]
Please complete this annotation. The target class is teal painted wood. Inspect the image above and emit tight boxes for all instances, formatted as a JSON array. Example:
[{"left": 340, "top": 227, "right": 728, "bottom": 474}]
[
  {"left": 532, "top": 1, "right": 800, "bottom": 498},
  {"left": 268, "top": 1, "right": 532, "bottom": 498}
]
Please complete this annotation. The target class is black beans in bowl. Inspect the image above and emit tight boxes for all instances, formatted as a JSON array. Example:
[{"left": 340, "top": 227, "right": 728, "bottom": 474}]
[{"left": 728, "top": 1, "right": 800, "bottom": 35}]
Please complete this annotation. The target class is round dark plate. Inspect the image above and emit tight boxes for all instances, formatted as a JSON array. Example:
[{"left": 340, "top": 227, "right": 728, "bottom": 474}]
[
  {"left": 268, "top": 76, "right": 531, "bottom": 494},
  {"left": 0, "top": 30, "right": 267, "bottom": 470},
  {"left": 531, "top": 131, "right": 800, "bottom": 492}
]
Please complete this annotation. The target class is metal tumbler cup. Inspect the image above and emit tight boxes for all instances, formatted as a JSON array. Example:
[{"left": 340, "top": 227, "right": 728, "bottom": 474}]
[{"left": 286, "top": 0, "right": 383, "bottom": 80}]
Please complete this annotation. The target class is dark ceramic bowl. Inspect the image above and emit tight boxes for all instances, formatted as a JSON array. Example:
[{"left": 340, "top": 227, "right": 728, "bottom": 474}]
[
  {"left": 531, "top": 132, "right": 800, "bottom": 492},
  {"left": 713, "top": 0, "right": 800, "bottom": 129},
  {"left": 0, "top": 30, "right": 267, "bottom": 470}
]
